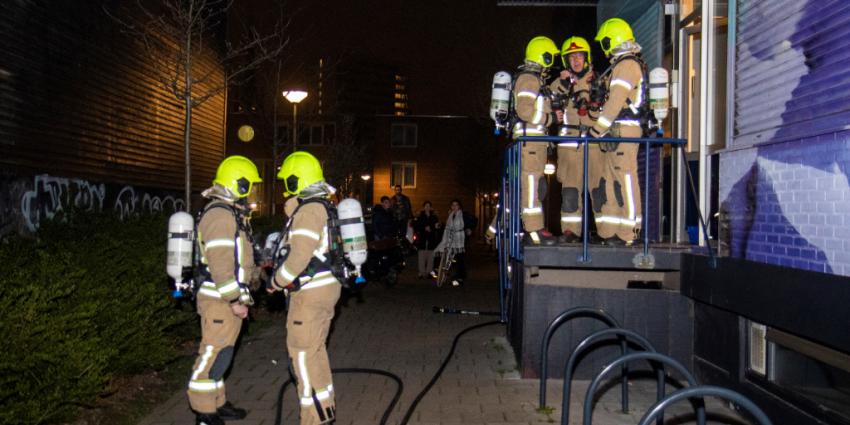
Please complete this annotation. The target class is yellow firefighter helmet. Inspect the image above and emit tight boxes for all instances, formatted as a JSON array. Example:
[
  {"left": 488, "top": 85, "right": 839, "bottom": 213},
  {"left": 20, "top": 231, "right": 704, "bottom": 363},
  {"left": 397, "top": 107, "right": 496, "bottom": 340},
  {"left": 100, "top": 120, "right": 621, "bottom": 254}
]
[
  {"left": 561, "top": 36, "right": 592, "bottom": 68},
  {"left": 278, "top": 151, "right": 324, "bottom": 196},
  {"left": 214, "top": 155, "right": 263, "bottom": 198},
  {"left": 595, "top": 18, "right": 634, "bottom": 56},
  {"left": 525, "top": 36, "right": 559, "bottom": 68}
]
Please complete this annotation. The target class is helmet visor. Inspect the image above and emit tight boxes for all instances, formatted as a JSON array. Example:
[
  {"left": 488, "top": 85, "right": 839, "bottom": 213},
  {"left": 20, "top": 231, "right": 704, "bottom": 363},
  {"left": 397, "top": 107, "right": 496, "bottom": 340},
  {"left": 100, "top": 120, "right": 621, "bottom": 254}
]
[
  {"left": 285, "top": 175, "right": 299, "bottom": 195},
  {"left": 600, "top": 37, "right": 611, "bottom": 54}
]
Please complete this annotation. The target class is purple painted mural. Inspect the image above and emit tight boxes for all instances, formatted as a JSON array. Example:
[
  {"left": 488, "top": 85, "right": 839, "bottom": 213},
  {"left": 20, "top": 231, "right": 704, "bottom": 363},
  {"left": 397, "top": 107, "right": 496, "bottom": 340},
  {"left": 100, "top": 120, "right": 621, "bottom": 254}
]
[{"left": 720, "top": 0, "right": 850, "bottom": 276}]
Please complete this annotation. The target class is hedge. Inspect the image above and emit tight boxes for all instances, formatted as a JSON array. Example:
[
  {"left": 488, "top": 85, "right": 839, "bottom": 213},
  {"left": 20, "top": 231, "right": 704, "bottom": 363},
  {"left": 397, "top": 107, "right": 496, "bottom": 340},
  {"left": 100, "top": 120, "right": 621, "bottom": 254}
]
[{"left": 0, "top": 212, "right": 196, "bottom": 424}]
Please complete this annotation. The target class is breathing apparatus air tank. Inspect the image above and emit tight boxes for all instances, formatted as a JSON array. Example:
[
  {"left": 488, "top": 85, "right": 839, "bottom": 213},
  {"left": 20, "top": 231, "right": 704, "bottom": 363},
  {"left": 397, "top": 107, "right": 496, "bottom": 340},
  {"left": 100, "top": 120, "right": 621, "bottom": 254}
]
[
  {"left": 649, "top": 67, "right": 670, "bottom": 129},
  {"left": 337, "top": 198, "right": 368, "bottom": 284},
  {"left": 490, "top": 71, "right": 512, "bottom": 135},
  {"left": 167, "top": 212, "right": 195, "bottom": 298}
]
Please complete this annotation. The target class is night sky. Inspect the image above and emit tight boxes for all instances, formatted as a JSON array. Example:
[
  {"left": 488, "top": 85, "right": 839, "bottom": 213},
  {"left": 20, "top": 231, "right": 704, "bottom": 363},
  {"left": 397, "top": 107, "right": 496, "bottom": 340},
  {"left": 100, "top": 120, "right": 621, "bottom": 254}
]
[{"left": 242, "top": 0, "right": 597, "bottom": 121}]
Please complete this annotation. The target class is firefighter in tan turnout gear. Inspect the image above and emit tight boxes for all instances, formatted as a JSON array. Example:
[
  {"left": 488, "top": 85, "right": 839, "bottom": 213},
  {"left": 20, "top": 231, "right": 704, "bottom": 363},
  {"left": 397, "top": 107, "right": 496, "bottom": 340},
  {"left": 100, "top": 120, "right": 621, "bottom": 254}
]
[
  {"left": 269, "top": 151, "right": 340, "bottom": 424},
  {"left": 588, "top": 18, "right": 647, "bottom": 245},
  {"left": 550, "top": 36, "right": 598, "bottom": 243},
  {"left": 513, "top": 36, "right": 561, "bottom": 245},
  {"left": 188, "top": 155, "right": 262, "bottom": 425}
]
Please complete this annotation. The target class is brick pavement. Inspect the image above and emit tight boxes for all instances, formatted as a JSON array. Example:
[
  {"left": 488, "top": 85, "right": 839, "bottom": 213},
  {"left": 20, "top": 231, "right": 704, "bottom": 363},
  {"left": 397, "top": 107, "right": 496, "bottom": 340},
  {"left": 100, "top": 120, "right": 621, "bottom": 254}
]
[{"left": 140, "top": 246, "right": 749, "bottom": 425}]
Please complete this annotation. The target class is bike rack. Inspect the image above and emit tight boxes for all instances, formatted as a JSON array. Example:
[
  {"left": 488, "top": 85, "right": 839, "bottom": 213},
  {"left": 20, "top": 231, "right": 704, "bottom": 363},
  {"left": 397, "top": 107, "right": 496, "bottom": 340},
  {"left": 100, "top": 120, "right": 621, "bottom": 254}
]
[
  {"left": 582, "top": 352, "right": 705, "bottom": 425},
  {"left": 538, "top": 307, "right": 622, "bottom": 410},
  {"left": 637, "top": 386, "right": 773, "bottom": 425},
  {"left": 561, "top": 328, "right": 664, "bottom": 425}
]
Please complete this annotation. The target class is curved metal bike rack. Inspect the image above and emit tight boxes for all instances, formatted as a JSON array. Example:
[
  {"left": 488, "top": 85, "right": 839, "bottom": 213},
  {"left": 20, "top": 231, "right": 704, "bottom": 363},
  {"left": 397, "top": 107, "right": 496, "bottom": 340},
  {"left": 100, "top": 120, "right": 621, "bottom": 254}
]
[
  {"left": 582, "top": 352, "right": 706, "bottom": 425},
  {"left": 637, "top": 385, "right": 773, "bottom": 425},
  {"left": 538, "top": 307, "right": 622, "bottom": 410},
  {"left": 561, "top": 328, "right": 664, "bottom": 425}
]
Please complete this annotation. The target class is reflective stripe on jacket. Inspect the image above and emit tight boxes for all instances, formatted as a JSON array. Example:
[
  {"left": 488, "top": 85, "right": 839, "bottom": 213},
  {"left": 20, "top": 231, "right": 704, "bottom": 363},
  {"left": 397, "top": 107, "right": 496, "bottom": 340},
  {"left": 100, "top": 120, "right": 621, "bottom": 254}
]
[
  {"left": 197, "top": 202, "right": 255, "bottom": 303},
  {"left": 591, "top": 53, "right": 644, "bottom": 137},
  {"left": 512, "top": 72, "right": 553, "bottom": 138},
  {"left": 273, "top": 198, "right": 335, "bottom": 291}
]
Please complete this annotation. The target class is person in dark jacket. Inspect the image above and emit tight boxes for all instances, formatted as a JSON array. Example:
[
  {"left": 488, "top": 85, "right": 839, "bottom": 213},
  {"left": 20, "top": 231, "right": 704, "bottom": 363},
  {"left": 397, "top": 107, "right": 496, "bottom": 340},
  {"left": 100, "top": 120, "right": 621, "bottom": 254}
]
[
  {"left": 372, "top": 196, "right": 396, "bottom": 241},
  {"left": 413, "top": 201, "right": 440, "bottom": 278},
  {"left": 392, "top": 185, "right": 414, "bottom": 238}
]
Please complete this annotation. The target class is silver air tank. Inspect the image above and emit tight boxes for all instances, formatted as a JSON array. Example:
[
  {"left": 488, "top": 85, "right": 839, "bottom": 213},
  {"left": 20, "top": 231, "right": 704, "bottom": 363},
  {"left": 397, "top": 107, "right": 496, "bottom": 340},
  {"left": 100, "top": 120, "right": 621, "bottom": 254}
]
[
  {"left": 167, "top": 212, "right": 194, "bottom": 298},
  {"left": 649, "top": 67, "right": 670, "bottom": 127},
  {"left": 337, "top": 198, "right": 368, "bottom": 283},
  {"left": 490, "top": 71, "right": 512, "bottom": 135}
]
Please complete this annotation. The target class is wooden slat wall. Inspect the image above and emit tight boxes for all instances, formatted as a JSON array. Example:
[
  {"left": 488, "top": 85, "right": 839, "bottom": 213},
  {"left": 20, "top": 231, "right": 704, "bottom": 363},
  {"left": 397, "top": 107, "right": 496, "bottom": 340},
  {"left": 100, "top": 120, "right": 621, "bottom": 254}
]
[{"left": 0, "top": 1, "right": 225, "bottom": 192}]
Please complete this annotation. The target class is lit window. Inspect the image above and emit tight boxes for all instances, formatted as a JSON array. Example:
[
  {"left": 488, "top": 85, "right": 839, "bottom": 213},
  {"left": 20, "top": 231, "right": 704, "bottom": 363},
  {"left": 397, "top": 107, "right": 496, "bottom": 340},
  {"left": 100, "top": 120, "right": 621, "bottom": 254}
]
[
  {"left": 390, "top": 123, "right": 417, "bottom": 147},
  {"left": 390, "top": 162, "right": 416, "bottom": 188}
]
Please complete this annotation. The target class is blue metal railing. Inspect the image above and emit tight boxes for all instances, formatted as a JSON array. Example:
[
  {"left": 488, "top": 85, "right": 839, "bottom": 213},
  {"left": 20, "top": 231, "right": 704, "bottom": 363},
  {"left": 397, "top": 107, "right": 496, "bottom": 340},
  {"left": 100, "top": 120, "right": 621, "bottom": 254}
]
[
  {"left": 516, "top": 135, "right": 687, "bottom": 262},
  {"left": 495, "top": 135, "right": 718, "bottom": 321}
]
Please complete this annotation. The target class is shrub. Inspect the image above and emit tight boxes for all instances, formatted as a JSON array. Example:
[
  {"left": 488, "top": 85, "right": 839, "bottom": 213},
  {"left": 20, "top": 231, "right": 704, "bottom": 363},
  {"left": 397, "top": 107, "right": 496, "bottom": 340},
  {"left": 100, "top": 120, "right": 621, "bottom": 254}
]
[{"left": 0, "top": 212, "right": 196, "bottom": 424}]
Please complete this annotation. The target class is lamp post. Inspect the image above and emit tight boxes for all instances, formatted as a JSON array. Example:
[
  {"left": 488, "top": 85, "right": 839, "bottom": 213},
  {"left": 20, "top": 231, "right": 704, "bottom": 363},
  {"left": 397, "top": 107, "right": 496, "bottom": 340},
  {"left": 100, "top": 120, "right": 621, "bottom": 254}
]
[{"left": 282, "top": 90, "right": 308, "bottom": 152}]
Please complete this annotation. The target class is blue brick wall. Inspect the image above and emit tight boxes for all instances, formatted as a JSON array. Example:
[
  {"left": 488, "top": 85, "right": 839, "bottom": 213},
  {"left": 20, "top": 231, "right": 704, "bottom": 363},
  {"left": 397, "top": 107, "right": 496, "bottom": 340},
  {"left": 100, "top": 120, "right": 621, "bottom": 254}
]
[{"left": 719, "top": 130, "right": 850, "bottom": 276}]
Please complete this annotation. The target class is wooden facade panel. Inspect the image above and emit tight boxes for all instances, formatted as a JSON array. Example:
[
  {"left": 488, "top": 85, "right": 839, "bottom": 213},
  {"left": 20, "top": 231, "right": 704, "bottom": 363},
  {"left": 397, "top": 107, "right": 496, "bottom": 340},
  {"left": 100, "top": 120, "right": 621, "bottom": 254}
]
[{"left": 0, "top": 1, "right": 225, "bottom": 192}]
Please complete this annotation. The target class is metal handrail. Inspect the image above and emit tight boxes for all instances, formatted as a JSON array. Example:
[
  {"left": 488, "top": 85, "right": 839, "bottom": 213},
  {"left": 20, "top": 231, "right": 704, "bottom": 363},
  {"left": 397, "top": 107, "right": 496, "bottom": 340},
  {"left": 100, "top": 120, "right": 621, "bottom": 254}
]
[
  {"left": 637, "top": 386, "right": 773, "bottom": 425},
  {"left": 538, "top": 307, "right": 622, "bottom": 410},
  {"left": 582, "top": 352, "right": 706, "bottom": 425},
  {"left": 516, "top": 135, "right": 688, "bottom": 263},
  {"left": 561, "top": 328, "right": 664, "bottom": 425}
]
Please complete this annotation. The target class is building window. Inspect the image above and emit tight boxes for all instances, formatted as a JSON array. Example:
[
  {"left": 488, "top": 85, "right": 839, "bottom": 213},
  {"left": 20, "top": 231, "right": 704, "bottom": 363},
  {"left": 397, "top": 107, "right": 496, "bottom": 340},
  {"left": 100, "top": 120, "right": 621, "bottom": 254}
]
[
  {"left": 390, "top": 162, "right": 416, "bottom": 188},
  {"left": 746, "top": 320, "right": 850, "bottom": 421},
  {"left": 294, "top": 123, "right": 336, "bottom": 146},
  {"left": 324, "top": 123, "right": 336, "bottom": 144},
  {"left": 391, "top": 123, "right": 417, "bottom": 147}
]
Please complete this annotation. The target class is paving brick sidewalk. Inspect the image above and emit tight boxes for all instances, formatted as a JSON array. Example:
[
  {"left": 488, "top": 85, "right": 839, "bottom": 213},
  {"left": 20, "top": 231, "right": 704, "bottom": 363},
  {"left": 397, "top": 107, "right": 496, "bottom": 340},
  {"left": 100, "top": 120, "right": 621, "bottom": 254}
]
[{"left": 140, "top": 246, "right": 748, "bottom": 425}]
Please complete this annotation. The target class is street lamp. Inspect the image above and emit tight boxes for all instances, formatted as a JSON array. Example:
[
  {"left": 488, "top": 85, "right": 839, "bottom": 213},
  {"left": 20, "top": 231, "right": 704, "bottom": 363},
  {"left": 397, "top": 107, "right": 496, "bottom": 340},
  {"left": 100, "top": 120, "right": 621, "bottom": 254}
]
[
  {"left": 360, "top": 173, "right": 371, "bottom": 181},
  {"left": 282, "top": 90, "right": 308, "bottom": 152}
]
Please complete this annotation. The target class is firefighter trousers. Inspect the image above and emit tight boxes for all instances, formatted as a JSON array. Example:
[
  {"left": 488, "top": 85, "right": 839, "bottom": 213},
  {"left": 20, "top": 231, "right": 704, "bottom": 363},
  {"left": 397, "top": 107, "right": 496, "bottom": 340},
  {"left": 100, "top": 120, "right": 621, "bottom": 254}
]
[
  {"left": 592, "top": 124, "right": 642, "bottom": 241},
  {"left": 556, "top": 143, "right": 602, "bottom": 236},
  {"left": 520, "top": 143, "right": 547, "bottom": 232},
  {"left": 187, "top": 299, "right": 243, "bottom": 414},
  {"left": 287, "top": 282, "right": 341, "bottom": 425}
]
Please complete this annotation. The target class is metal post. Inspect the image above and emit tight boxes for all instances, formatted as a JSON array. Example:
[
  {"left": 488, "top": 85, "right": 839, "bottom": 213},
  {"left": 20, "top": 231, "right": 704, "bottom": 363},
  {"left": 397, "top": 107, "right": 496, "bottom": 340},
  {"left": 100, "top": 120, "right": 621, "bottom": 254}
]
[
  {"left": 580, "top": 137, "right": 591, "bottom": 263},
  {"left": 643, "top": 140, "right": 651, "bottom": 256},
  {"left": 292, "top": 103, "right": 298, "bottom": 153}
]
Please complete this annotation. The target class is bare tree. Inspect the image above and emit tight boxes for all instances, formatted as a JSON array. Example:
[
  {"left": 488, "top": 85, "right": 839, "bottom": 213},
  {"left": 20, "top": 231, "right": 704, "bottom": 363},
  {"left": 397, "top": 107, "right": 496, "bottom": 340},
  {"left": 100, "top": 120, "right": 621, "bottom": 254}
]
[
  {"left": 106, "top": 0, "right": 286, "bottom": 210},
  {"left": 323, "top": 115, "right": 372, "bottom": 200}
]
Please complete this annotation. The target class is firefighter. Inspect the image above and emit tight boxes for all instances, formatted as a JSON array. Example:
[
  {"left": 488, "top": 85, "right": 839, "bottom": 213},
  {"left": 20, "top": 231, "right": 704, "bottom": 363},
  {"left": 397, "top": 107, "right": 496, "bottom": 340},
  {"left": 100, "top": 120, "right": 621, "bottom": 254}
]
[
  {"left": 269, "top": 151, "right": 340, "bottom": 424},
  {"left": 513, "top": 36, "right": 561, "bottom": 245},
  {"left": 550, "top": 36, "right": 598, "bottom": 243},
  {"left": 588, "top": 18, "right": 646, "bottom": 245},
  {"left": 188, "top": 155, "right": 262, "bottom": 425}
]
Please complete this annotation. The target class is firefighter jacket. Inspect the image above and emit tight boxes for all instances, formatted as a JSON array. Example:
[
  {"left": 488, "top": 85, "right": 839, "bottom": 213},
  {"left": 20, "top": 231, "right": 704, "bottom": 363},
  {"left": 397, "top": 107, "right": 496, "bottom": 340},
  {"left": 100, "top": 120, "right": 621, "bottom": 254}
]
[
  {"left": 197, "top": 200, "right": 255, "bottom": 304},
  {"left": 272, "top": 196, "right": 337, "bottom": 291},
  {"left": 550, "top": 70, "right": 597, "bottom": 142},
  {"left": 589, "top": 48, "right": 645, "bottom": 138},
  {"left": 512, "top": 71, "right": 556, "bottom": 138}
]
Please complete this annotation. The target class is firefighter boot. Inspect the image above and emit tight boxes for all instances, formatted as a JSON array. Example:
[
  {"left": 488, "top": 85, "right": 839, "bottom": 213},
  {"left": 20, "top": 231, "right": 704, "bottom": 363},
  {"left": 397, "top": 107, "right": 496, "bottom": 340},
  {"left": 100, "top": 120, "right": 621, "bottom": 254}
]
[
  {"left": 525, "top": 229, "right": 556, "bottom": 246},
  {"left": 217, "top": 401, "right": 247, "bottom": 420},
  {"left": 196, "top": 413, "right": 225, "bottom": 425}
]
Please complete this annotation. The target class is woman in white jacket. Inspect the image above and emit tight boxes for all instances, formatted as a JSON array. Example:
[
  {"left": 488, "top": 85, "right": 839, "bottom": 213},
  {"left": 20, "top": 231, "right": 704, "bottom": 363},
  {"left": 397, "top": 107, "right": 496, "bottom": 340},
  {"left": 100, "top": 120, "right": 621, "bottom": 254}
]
[{"left": 434, "top": 199, "right": 472, "bottom": 286}]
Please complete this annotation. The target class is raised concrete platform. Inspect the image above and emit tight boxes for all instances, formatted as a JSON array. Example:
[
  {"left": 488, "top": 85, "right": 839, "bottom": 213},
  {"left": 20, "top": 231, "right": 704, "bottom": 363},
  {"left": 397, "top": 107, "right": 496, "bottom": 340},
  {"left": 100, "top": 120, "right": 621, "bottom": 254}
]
[
  {"left": 523, "top": 242, "right": 695, "bottom": 270},
  {"left": 512, "top": 243, "right": 694, "bottom": 381}
]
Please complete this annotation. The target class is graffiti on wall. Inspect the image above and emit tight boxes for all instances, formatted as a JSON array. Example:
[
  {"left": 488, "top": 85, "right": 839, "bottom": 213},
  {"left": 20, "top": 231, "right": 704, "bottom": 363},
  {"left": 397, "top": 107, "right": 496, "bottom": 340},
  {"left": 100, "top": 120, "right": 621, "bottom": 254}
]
[{"left": 10, "top": 173, "right": 184, "bottom": 233}]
